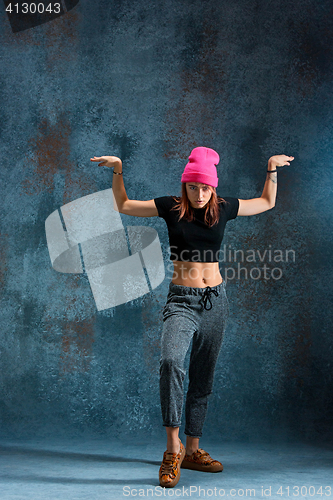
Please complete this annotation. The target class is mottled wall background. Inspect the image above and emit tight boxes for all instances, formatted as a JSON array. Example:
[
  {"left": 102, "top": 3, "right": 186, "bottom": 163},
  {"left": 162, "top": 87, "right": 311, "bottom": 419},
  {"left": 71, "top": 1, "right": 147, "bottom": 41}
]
[{"left": 0, "top": 0, "right": 332, "bottom": 442}]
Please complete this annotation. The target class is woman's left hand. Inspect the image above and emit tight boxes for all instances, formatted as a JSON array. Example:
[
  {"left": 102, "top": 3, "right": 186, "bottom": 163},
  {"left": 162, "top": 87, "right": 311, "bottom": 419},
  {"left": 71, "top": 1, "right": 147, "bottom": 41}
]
[{"left": 268, "top": 155, "right": 294, "bottom": 170}]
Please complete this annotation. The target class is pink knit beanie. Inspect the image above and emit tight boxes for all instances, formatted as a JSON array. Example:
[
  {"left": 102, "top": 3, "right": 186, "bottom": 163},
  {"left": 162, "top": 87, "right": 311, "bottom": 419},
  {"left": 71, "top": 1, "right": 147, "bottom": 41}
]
[{"left": 181, "top": 147, "right": 219, "bottom": 188}]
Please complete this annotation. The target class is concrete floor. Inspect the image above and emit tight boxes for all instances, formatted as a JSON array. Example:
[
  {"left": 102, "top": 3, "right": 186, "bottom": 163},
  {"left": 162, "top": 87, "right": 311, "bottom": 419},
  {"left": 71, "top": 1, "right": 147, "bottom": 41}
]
[{"left": 0, "top": 437, "right": 332, "bottom": 499}]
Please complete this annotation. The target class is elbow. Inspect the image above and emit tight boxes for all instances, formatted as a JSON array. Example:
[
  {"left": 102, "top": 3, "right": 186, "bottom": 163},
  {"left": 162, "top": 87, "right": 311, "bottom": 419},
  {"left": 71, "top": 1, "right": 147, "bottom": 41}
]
[
  {"left": 112, "top": 196, "right": 129, "bottom": 214},
  {"left": 262, "top": 197, "right": 275, "bottom": 211},
  {"left": 113, "top": 200, "right": 125, "bottom": 213}
]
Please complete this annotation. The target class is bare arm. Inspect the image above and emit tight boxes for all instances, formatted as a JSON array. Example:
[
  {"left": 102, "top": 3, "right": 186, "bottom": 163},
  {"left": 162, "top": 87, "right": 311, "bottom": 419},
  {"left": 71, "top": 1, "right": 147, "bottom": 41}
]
[
  {"left": 90, "top": 156, "right": 158, "bottom": 217},
  {"left": 237, "top": 154, "right": 294, "bottom": 216}
]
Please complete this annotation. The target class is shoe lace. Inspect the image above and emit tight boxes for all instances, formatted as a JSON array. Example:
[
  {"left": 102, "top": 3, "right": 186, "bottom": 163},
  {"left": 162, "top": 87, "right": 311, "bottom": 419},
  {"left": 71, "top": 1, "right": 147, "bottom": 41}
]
[
  {"left": 196, "top": 449, "right": 217, "bottom": 464},
  {"left": 161, "top": 452, "right": 178, "bottom": 477}
]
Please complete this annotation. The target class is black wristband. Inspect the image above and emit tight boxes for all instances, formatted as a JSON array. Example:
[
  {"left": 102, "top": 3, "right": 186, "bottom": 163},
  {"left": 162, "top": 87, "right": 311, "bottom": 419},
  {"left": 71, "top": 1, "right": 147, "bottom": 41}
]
[{"left": 267, "top": 164, "right": 289, "bottom": 174}]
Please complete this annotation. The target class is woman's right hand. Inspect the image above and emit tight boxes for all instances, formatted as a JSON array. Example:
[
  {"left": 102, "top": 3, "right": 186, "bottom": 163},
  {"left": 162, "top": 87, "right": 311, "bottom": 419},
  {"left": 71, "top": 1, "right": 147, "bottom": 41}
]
[{"left": 90, "top": 156, "right": 122, "bottom": 169}]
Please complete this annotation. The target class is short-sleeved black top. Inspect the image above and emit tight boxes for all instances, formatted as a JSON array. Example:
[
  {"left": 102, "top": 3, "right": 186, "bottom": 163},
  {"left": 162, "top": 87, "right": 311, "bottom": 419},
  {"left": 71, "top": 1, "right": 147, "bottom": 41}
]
[{"left": 154, "top": 196, "right": 239, "bottom": 262}]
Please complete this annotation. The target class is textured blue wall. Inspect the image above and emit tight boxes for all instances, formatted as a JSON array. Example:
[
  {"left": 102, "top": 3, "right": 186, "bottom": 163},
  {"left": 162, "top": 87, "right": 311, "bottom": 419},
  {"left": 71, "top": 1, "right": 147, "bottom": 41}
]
[{"left": 0, "top": 0, "right": 332, "bottom": 442}]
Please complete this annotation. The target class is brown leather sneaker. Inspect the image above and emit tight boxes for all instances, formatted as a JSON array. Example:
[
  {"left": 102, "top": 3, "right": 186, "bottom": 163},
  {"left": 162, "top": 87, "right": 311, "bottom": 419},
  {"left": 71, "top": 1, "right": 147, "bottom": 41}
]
[
  {"left": 159, "top": 441, "right": 185, "bottom": 488},
  {"left": 181, "top": 448, "right": 223, "bottom": 472}
]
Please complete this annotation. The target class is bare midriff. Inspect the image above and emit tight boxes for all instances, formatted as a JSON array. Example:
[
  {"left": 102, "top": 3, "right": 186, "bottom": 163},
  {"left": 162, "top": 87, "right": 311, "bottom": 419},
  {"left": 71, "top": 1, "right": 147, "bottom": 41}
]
[{"left": 171, "top": 261, "right": 223, "bottom": 288}]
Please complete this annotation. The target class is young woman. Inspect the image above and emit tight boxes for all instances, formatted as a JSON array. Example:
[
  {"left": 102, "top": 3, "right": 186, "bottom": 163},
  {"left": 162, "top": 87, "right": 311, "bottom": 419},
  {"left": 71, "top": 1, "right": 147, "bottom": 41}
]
[{"left": 91, "top": 148, "right": 294, "bottom": 488}]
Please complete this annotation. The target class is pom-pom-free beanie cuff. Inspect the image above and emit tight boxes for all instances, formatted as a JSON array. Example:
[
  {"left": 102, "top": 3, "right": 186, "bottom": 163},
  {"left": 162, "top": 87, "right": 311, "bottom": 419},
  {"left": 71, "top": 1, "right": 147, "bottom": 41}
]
[{"left": 181, "top": 171, "right": 218, "bottom": 188}]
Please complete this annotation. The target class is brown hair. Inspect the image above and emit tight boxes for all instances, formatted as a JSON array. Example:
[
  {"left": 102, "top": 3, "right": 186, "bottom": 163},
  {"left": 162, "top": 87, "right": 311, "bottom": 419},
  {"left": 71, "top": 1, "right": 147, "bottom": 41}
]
[{"left": 172, "top": 183, "right": 224, "bottom": 227}]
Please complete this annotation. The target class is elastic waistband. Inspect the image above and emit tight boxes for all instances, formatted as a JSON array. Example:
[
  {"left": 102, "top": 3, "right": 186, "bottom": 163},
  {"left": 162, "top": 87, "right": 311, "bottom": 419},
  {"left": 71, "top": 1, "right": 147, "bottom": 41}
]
[{"left": 168, "top": 281, "right": 225, "bottom": 296}]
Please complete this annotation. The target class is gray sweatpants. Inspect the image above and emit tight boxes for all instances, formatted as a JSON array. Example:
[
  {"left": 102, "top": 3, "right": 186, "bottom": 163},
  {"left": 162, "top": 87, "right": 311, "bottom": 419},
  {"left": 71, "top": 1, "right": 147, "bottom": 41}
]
[{"left": 160, "top": 281, "right": 229, "bottom": 437}]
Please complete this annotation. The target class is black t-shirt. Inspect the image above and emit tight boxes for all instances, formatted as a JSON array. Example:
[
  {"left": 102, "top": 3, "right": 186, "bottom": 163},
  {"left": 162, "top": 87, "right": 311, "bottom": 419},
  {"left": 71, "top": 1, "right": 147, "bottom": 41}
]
[{"left": 154, "top": 196, "right": 239, "bottom": 262}]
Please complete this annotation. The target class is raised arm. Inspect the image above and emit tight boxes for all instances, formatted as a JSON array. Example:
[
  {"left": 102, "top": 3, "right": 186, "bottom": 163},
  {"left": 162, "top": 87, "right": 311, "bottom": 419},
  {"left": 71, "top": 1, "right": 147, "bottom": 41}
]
[
  {"left": 90, "top": 156, "right": 158, "bottom": 217},
  {"left": 237, "top": 154, "right": 294, "bottom": 216}
]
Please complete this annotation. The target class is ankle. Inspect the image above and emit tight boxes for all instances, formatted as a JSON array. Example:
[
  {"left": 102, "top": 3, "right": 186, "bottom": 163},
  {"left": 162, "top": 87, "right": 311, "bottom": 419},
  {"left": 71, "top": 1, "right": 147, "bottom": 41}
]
[
  {"left": 167, "top": 441, "right": 180, "bottom": 454},
  {"left": 165, "top": 427, "right": 181, "bottom": 454},
  {"left": 186, "top": 436, "right": 200, "bottom": 456}
]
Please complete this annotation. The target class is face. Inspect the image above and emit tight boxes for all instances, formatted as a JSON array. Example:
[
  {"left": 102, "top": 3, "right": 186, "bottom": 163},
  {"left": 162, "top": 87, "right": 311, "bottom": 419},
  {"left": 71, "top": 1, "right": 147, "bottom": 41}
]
[{"left": 185, "top": 182, "right": 213, "bottom": 209}]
